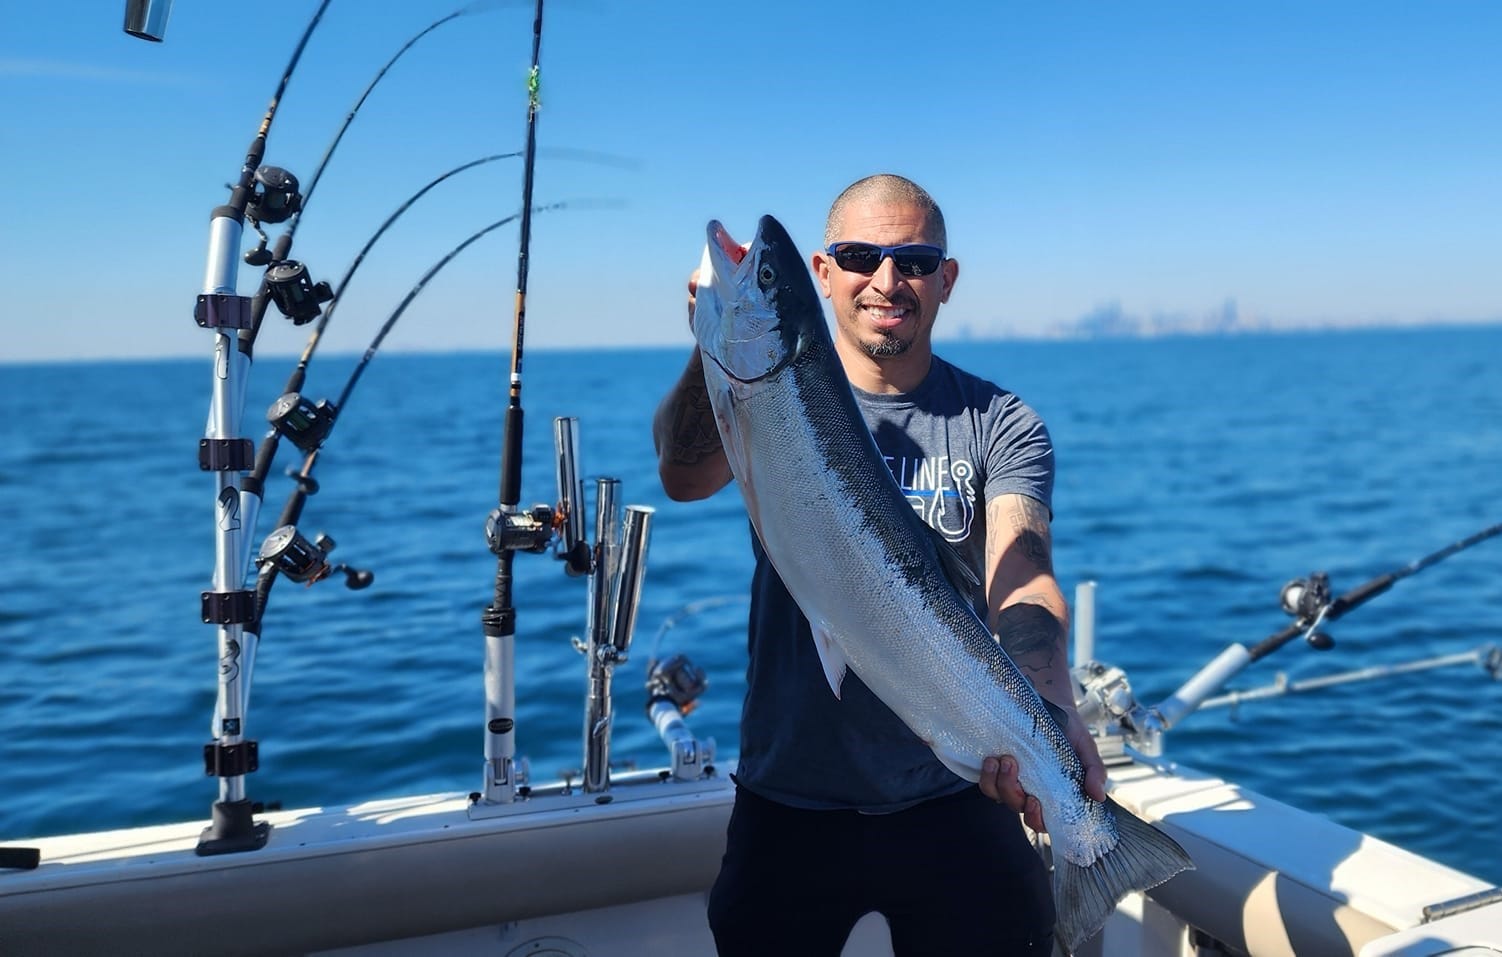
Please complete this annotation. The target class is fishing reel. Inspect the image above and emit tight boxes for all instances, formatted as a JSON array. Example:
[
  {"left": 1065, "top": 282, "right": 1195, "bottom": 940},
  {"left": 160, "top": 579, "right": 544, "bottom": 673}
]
[
  {"left": 262, "top": 260, "right": 334, "bottom": 324},
  {"left": 267, "top": 392, "right": 337, "bottom": 454},
  {"left": 257, "top": 525, "right": 373, "bottom": 590},
  {"left": 239, "top": 166, "right": 335, "bottom": 325},
  {"left": 246, "top": 166, "right": 301, "bottom": 226},
  {"left": 1279, "top": 572, "right": 1336, "bottom": 650},
  {"left": 242, "top": 166, "right": 305, "bottom": 267},
  {"left": 646, "top": 654, "right": 709, "bottom": 716},
  {"left": 484, "top": 505, "right": 557, "bottom": 555}
]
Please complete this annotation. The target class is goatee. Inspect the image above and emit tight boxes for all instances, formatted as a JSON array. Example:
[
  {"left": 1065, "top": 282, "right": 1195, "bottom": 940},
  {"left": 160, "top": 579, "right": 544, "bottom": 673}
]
[{"left": 864, "top": 334, "right": 909, "bottom": 359}]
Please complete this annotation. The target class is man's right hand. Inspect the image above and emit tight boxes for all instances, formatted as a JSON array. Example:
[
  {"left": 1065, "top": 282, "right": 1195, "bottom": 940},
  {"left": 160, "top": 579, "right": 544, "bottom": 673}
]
[{"left": 980, "top": 755, "right": 1046, "bottom": 832}]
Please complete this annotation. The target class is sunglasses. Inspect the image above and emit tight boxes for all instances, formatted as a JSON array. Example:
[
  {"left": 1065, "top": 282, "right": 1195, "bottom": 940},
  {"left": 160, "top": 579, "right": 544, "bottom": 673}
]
[{"left": 824, "top": 241, "right": 946, "bottom": 277}]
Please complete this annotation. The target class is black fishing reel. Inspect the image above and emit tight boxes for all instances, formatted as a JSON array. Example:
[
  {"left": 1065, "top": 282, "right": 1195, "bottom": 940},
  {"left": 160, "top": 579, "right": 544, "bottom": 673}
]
[
  {"left": 263, "top": 260, "right": 334, "bottom": 324},
  {"left": 267, "top": 392, "right": 337, "bottom": 453},
  {"left": 1279, "top": 572, "right": 1336, "bottom": 650},
  {"left": 243, "top": 166, "right": 306, "bottom": 267},
  {"left": 258, "top": 526, "right": 373, "bottom": 590},
  {"left": 646, "top": 654, "right": 709, "bottom": 716},
  {"left": 484, "top": 505, "right": 556, "bottom": 555},
  {"left": 247, "top": 166, "right": 301, "bottom": 225}
]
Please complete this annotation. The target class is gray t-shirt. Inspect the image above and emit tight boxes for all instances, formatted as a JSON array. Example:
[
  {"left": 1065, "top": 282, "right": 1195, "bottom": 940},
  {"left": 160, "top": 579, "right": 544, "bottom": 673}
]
[{"left": 733, "top": 354, "right": 1054, "bottom": 811}]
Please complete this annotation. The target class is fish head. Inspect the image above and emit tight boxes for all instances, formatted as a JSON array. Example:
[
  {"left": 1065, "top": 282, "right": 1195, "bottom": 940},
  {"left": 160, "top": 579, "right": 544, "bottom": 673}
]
[{"left": 693, "top": 215, "right": 825, "bottom": 384}]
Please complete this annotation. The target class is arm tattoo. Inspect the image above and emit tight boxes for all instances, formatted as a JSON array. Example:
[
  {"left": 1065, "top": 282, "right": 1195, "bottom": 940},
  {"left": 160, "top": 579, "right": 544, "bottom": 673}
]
[
  {"left": 994, "top": 601, "right": 1063, "bottom": 687},
  {"left": 666, "top": 357, "right": 724, "bottom": 466},
  {"left": 1006, "top": 496, "right": 1053, "bottom": 574}
]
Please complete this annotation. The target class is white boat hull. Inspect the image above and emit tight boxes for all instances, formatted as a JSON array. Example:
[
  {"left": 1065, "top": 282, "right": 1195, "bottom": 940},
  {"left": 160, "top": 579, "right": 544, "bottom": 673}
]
[{"left": 3, "top": 760, "right": 1498, "bottom": 957}]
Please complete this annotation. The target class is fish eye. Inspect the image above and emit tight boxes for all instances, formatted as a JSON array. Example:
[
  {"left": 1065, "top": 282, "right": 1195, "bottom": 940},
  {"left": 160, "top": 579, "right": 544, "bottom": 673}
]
[{"left": 757, "top": 263, "right": 777, "bottom": 287}]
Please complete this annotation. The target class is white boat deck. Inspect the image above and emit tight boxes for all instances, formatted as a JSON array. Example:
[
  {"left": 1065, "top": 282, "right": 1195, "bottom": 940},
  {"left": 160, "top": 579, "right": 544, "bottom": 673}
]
[{"left": 3, "top": 759, "right": 1498, "bottom": 956}]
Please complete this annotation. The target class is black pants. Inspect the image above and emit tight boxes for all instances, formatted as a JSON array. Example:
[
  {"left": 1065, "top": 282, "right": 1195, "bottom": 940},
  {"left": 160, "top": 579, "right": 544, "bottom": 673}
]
[{"left": 707, "top": 784, "right": 1055, "bottom": 956}]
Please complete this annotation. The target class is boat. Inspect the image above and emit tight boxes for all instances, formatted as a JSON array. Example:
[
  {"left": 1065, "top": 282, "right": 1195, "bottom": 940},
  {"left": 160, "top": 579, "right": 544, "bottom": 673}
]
[
  {"left": 7, "top": 569, "right": 1501, "bottom": 956},
  {"left": 4, "top": 4, "right": 1501, "bottom": 955}
]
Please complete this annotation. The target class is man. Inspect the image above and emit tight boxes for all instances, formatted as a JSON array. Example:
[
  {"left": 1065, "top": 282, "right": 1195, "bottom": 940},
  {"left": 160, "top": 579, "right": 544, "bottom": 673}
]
[{"left": 653, "top": 174, "right": 1107, "bottom": 955}]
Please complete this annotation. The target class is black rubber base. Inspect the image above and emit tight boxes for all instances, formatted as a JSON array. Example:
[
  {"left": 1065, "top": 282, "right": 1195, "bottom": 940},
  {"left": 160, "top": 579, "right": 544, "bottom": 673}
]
[{"left": 195, "top": 800, "right": 271, "bottom": 856}]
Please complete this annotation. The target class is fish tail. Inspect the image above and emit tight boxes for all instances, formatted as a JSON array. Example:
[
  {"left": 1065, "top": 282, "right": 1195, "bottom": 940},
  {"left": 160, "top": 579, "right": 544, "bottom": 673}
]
[{"left": 1052, "top": 798, "right": 1194, "bottom": 951}]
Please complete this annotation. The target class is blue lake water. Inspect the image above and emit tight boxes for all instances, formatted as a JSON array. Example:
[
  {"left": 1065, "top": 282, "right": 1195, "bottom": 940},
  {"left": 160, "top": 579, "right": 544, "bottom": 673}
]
[{"left": 2, "top": 327, "right": 1500, "bottom": 884}]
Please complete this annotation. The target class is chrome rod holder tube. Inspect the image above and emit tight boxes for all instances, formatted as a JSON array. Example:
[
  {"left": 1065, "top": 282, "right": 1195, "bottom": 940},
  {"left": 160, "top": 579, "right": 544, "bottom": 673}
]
[
  {"left": 1073, "top": 581, "right": 1096, "bottom": 668},
  {"left": 610, "top": 506, "right": 654, "bottom": 655},
  {"left": 588, "top": 479, "right": 623, "bottom": 648},
  {"left": 123, "top": 0, "right": 173, "bottom": 41},
  {"left": 553, "top": 417, "right": 589, "bottom": 574},
  {"left": 581, "top": 479, "right": 622, "bottom": 793}
]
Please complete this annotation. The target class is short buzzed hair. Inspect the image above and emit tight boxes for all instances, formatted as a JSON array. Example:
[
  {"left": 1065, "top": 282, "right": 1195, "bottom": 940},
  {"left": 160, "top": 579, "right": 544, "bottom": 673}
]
[{"left": 824, "top": 174, "right": 948, "bottom": 250}]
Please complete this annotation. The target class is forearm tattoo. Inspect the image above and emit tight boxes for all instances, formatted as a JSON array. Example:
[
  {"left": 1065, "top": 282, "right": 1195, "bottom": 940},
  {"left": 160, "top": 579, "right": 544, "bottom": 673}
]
[
  {"left": 994, "top": 601, "right": 1064, "bottom": 688},
  {"left": 1007, "top": 496, "right": 1054, "bottom": 573},
  {"left": 666, "top": 360, "right": 724, "bottom": 466}
]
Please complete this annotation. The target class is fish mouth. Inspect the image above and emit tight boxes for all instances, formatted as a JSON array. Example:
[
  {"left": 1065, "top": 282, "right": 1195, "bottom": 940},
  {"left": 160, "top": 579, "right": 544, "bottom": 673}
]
[
  {"left": 695, "top": 217, "right": 810, "bottom": 385},
  {"left": 703, "top": 220, "right": 745, "bottom": 283}
]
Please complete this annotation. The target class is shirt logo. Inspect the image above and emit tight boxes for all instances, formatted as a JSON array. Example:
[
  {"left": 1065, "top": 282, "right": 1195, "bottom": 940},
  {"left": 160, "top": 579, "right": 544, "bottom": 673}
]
[{"left": 884, "top": 455, "right": 976, "bottom": 543}]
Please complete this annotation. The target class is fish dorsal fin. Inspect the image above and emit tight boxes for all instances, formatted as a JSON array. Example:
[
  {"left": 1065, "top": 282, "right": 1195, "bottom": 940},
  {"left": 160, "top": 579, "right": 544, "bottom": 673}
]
[
  {"left": 810, "top": 621, "right": 848, "bottom": 699},
  {"left": 922, "top": 523, "right": 981, "bottom": 596}
]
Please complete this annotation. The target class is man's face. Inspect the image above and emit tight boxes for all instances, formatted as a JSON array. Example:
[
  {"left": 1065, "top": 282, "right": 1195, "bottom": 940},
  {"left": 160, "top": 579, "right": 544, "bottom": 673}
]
[{"left": 812, "top": 200, "right": 958, "bottom": 361}]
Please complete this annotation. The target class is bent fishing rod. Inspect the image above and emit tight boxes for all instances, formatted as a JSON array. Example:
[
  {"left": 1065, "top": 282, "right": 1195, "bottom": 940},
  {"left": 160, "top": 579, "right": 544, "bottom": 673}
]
[
  {"left": 233, "top": 167, "right": 538, "bottom": 721},
  {"left": 179, "top": 0, "right": 334, "bottom": 857},
  {"left": 1075, "top": 520, "right": 1502, "bottom": 751},
  {"left": 239, "top": 4, "right": 499, "bottom": 521},
  {"left": 250, "top": 203, "right": 573, "bottom": 652},
  {"left": 142, "top": 0, "right": 500, "bottom": 855},
  {"left": 245, "top": 180, "right": 619, "bottom": 641},
  {"left": 244, "top": 150, "right": 521, "bottom": 542}
]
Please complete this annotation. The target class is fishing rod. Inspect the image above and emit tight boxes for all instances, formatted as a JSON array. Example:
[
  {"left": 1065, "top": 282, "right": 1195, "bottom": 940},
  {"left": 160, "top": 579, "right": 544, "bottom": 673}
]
[
  {"left": 1150, "top": 519, "right": 1502, "bottom": 730},
  {"left": 253, "top": 186, "right": 631, "bottom": 796},
  {"left": 267, "top": 147, "right": 627, "bottom": 426},
  {"left": 243, "top": 150, "right": 521, "bottom": 545},
  {"left": 240, "top": 4, "right": 497, "bottom": 513},
  {"left": 237, "top": 169, "right": 523, "bottom": 720},
  {"left": 1253, "top": 520, "right": 1502, "bottom": 661},
  {"left": 255, "top": 208, "right": 554, "bottom": 628},
  {"left": 247, "top": 143, "right": 631, "bottom": 572},
  {"left": 183, "top": 0, "right": 334, "bottom": 857},
  {"left": 476, "top": 0, "right": 555, "bottom": 807},
  {"left": 176, "top": 0, "right": 502, "bottom": 857},
  {"left": 1074, "top": 521, "right": 1502, "bottom": 755}
]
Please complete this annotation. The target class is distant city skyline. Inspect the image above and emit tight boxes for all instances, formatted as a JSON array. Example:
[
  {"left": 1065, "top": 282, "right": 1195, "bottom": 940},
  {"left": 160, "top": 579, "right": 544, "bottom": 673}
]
[{"left": 3, "top": 1, "right": 1499, "bottom": 362}]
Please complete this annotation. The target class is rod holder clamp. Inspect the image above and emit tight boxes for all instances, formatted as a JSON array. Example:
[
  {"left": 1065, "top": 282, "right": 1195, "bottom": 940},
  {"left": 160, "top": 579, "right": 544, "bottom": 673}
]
[
  {"left": 198, "top": 438, "right": 254, "bottom": 472},
  {"left": 201, "top": 590, "right": 254, "bottom": 625},
  {"left": 194, "top": 294, "right": 255, "bottom": 330},
  {"left": 1073, "top": 659, "right": 1155, "bottom": 760},
  {"left": 203, "top": 740, "right": 259, "bottom": 778},
  {"left": 481, "top": 603, "right": 516, "bottom": 638}
]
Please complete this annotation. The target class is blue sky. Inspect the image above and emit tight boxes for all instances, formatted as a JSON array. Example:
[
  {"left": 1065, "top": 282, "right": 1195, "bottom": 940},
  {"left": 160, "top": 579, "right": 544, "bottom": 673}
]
[{"left": 2, "top": 1, "right": 1498, "bottom": 361}]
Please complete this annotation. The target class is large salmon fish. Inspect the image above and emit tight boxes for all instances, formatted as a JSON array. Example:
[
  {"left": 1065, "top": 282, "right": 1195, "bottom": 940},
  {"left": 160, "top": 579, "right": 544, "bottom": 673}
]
[{"left": 691, "top": 214, "right": 1191, "bottom": 950}]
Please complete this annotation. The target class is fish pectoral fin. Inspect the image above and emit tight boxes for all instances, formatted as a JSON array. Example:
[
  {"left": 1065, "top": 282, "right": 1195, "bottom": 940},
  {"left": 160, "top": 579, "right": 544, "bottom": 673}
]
[
  {"left": 810, "top": 623, "right": 849, "bottom": 700},
  {"left": 921, "top": 523, "right": 981, "bottom": 595},
  {"left": 929, "top": 742, "right": 982, "bottom": 783}
]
